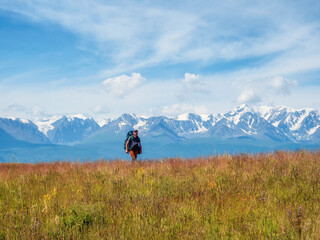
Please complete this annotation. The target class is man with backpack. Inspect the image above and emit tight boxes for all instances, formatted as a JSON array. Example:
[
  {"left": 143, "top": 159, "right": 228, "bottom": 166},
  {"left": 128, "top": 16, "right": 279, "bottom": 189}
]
[{"left": 125, "top": 130, "right": 142, "bottom": 163}]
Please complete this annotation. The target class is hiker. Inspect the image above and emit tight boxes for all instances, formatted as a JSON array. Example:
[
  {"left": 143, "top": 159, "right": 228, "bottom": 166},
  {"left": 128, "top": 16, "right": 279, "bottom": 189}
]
[{"left": 125, "top": 130, "right": 142, "bottom": 163}]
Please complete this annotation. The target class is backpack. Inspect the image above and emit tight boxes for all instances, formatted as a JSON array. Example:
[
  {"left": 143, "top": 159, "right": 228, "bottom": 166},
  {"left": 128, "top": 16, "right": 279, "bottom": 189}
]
[{"left": 124, "top": 130, "right": 134, "bottom": 151}]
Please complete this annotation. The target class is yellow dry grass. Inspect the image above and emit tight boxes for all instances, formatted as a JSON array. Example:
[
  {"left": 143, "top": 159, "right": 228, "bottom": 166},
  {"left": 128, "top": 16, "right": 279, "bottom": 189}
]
[{"left": 0, "top": 151, "right": 319, "bottom": 239}]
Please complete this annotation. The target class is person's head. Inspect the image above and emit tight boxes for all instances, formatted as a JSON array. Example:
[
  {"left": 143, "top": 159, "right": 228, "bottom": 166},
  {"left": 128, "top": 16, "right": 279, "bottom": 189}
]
[{"left": 133, "top": 130, "right": 138, "bottom": 137}]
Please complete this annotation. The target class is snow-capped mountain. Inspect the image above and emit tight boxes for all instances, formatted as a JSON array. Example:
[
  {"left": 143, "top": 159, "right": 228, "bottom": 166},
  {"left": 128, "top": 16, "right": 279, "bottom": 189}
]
[
  {"left": 207, "top": 105, "right": 291, "bottom": 142},
  {"left": 95, "top": 104, "right": 319, "bottom": 143},
  {"left": 96, "top": 118, "right": 113, "bottom": 127},
  {"left": 102, "top": 113, "right": 218, "bottom": 136},
  {"left": 35, "top": 116, "right": 61, "bottom": 135},
  {"left": 1, "top": 105, "right": 319, "bottom": 147},
  {"left": 102, "top": 113, "right": 140, "bottom": 133},
  {"left": 166, "top": 113, "right": 218, "bottom": 135},
  {"left": 258, "top": 106, "right": 320, "bottom": 142},
  {"left": 45, "top": 115, "right": 100, "bottom": 144},
  {"left": 0, "top": 117, "right": 50, "bottom": 144},
  {"left": 96, "top": 114, "right": 184, "bottom": 142},
  {"left": 1, "top": 105, "right": 319, "bottom": 162}
]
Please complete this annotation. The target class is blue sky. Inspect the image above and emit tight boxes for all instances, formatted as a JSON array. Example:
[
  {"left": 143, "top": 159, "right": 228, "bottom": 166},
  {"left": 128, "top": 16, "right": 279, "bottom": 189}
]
[{"left": 0, "top": 0, "right": 320, "bottom": 119}]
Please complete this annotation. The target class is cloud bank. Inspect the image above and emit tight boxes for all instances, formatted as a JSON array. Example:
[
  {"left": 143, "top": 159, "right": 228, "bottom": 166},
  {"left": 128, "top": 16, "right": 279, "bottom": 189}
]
[
  {"left": 237, "top": 89, "right": 262, "bottom": 104},
  {"left": 102, "top": 73, "right": 146, "bottom": 97},
  {"left": 0, "top": 0, "right": 319, "bottom": 118},
  {"left": 270, "top": 76, "right": 297, "bottom": 96}
]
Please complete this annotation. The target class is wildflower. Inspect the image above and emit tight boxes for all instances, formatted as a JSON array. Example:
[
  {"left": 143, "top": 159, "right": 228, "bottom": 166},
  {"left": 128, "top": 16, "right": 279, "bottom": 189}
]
[
  {"left": 55, "top": 215, "right": 59, "bottom": 225},
  {"left": 297, "top": 206, "right": 302, "bottom": 218},
  {"left": 52, "top": 187, "right": 57, "bottom": 197},
  {"left": 208, "top": 181, "right": 216, "bottom": 190},
  {"left": 259, "top": 191, "right": 267, "bottom": 203},
  {"left": 43, "top": 193, "right": 51, "bottom": 201},
  {"left": 32, "top": 217, "right": 42, "bottom": 230},
  {"left": 43, "top": 188, "right": 56, "bottom": 202}
]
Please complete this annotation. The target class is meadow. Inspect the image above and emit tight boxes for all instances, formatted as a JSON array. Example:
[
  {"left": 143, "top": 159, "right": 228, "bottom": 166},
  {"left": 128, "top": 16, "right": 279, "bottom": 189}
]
[{"left": 0, "top": 151, "right": 319, "bottom": 239}]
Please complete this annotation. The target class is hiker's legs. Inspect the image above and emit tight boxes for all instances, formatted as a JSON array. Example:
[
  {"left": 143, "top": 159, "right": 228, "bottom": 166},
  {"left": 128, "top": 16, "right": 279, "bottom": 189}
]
[{"left": 130, "top": 150, "right": 137, "bottom": 163}]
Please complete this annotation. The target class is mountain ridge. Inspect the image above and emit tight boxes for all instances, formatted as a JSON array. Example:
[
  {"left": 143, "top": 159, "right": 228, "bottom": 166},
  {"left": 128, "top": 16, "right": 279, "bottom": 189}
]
[
  {"left": 1, "top": 104, "right": 320, "bottom": 146},
  {"left": 1, "top": 104, "right": 320, "bottom": 162}
]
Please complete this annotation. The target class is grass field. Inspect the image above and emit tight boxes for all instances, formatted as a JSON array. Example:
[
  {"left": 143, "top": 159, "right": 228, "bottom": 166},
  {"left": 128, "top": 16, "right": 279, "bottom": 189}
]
[{"left": 0, "top": 151, "right": 319, "bottom": 239}]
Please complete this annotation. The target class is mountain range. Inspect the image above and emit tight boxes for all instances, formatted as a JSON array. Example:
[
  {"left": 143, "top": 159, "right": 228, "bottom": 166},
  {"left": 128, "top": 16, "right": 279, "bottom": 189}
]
[{"left": 0, "top": 104, "right": 319, "bottom": 162}]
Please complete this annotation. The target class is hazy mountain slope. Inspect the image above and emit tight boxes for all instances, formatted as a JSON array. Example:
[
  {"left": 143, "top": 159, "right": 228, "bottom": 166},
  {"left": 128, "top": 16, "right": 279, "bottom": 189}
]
[
  {"left": 46, "top": 115, "right": 100, "bottom": 144},
  {"left": 0, "top": 118, "right": 50, "bottom": 144}
]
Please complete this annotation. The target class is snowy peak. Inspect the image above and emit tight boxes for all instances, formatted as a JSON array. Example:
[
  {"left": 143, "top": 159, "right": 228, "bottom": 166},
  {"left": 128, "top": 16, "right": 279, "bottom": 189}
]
[
  {"left": 115, "top": 113, "right": 140, "bottom": 131},
  {"left": 98, "top": 113, "right": 141, "bottom": 134},
  {"left": 3, "top": 117, "right": 32, "bottom": 124},
  {"left": 96, "top": 118, "right": 113, "bottom": 127},
  {"left": 176, "top": 113, "right": 191, "bottom": 121},
  {"left": 46, "top": 115, "right": 100, "bottom": 144},
  {"left": 133, "top": 118, "right": 147, "bottom": 131},
  {"left": 98, "top": 106, "right": 319, "bottom": 143},
  {"left": 223, "top": 104, "right": 257, "bottom": 125},
  {"left": 117, "top": 113, "right": 139, "bottom": 125},
  {"left": 175, "top": 113, "right": 202, "bottom": 121},
  {"left": 35, "top": 115, "right": 94, "bottom": 135},
  {"left": 257, "top": 105, "right": 320, "bottom": 141},
  {"left": 234, "top": 104, "right": 255, "bottom": 113},
  {"left": 65, "top": 114, "right": 89, "bottom": 121},
  {"left": 207, "top": 106, "right": 291, "bottom": 142},
  {"left": 35, "top": 116, "right": 61, "bottom": 135},
  {"left": 0, "top": 105, "right": 319, "bottom": 145},
  {"left": 0, "top": 117, "right": 50, "bottom": 144}
]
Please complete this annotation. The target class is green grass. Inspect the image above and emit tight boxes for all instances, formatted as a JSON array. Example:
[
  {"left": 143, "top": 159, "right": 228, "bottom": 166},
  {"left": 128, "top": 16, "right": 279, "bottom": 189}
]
[{"left": 0, "top": 151, "right": 320, "bottom": 239}]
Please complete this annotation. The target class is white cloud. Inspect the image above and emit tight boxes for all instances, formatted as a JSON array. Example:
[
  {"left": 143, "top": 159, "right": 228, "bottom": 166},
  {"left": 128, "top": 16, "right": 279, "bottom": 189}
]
[
  {"left": 31, "top": 106, "right": 43, "bottom": 116},
  {"left": 237, "top": 89, "right": 262, "bottom": 104},
  {"left": 178, "top": 73, "right": 208, "bottom": 99},
  {"left": 1, "top": 77, "right": 319, "bottom": 120},
  {"left": 91, "top": 105, "right": 108, "bottom": 114},
  {"left": 160, "top": 104, "right": 208, "bottom": 116},
  {"left": 270, "top": 76, "right": 297, "bottom": 95},
  {"left": 3, "top": 0, "right": 320, "bottom": 75},
  {"left": 1, "top": 104, "right": 50, "bottom": 119},
  {"left": 0, "top": 1, "right": 320, "bottom": 117},
  {"left": 4, "top": 104, "right": 28, "bottom": 113},
  {"left": 102, "top": 73, "right": 145, "bottom": 97},
  {"left": 92, "top": 105, "right": 102, "bottom": 114},
  {"left": 183, "top": 73, "right": 200, "bottom": 83},
  {"left": 233, "top": 75, "right": 298, "bottom": 105},
  {"left": 89, "top": 105, "right": 111, "bottom": 119}
]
